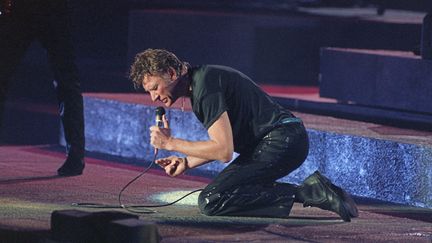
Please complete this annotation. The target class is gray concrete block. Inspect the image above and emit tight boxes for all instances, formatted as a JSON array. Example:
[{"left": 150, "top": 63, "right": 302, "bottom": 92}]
[
  {"left": 50, "top": 210, "right": 138, "bottom": 243},
  {"left": 283, "top": 131, "right": 432, "bottom": 208},
  {"left": 107, "top": 218, "right": 161, "bottom": 243}
]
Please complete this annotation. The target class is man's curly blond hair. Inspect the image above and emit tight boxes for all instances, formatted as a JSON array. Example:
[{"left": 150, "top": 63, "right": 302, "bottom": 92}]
[{"left": 129, "top": 49, "right": 184, "bottom": 89}]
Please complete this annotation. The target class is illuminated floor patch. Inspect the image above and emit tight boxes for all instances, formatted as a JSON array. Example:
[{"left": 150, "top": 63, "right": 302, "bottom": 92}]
[{"left": 151, "top": 190, "right": 200, "bottom": 206}]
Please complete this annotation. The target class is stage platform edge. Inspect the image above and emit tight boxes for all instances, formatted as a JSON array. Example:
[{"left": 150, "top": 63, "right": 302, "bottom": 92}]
[
  {"left": 60, "top": 93, "right": 432, "bottom": 209},
  {"left": 319, "top": 47, "right": 432, "bottom": 114}
]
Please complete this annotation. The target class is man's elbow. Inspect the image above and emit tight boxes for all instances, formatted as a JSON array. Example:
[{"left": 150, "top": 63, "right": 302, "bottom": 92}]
[{"left": 219, "top": 147, "right": 233, "bottom": 163}]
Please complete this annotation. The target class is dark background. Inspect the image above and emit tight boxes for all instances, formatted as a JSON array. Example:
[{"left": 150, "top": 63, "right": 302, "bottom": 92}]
[
  {"left": 7, "top": 0, "right": 429, "bottom": 100},
  {"left": 1, "top": 0, "right": 429, "bottom": 144}
]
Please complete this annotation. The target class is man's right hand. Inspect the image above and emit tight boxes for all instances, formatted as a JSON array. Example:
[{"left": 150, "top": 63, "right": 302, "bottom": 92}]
[{"left": 155, "top": 156, "right": 188, "bottom": 177}]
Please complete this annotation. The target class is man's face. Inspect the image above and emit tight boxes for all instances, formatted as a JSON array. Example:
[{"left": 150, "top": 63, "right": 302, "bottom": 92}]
[{"left": 142, "top": 69, "right": 178, "bottom": 107}]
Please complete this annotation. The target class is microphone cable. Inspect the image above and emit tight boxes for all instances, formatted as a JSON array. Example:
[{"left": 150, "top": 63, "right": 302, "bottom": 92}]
[{"left": 72, "top": 152, "right": 203, "bottom": 214}]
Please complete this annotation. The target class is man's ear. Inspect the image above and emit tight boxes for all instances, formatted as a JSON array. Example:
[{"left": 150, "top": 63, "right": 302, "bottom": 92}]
[{"left": 168, "top": 67, "right": 177, "bottom": 80}]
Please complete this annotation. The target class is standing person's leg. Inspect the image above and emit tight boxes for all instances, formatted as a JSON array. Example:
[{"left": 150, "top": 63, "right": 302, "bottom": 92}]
[
  {"left": 198, "top": 123, "right": 309, "bottom": 217},
  {"left": 0, "top": 12, "right": 33, "bottom": 137},
  {"left": 38, "top": 0, "right": 84, "bottom": 176}
]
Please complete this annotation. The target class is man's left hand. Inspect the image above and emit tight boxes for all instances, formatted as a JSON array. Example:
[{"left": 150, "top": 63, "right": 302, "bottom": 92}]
[{"left": 155, "top": 156, "right": 188, "bottom": 177}]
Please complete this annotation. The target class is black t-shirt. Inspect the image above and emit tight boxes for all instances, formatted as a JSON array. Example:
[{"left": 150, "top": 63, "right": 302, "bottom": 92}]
[{"left": 190, "top": 65, "right": 295, "bottom": 154}]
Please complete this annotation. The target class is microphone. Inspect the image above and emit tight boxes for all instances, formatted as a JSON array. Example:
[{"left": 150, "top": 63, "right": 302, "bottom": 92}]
[
  {"left": 154, "top": 106, "right": 166, "bottom": 155},
  {"left": 155, "top": 106, "right": 165, "bottom": 127}
]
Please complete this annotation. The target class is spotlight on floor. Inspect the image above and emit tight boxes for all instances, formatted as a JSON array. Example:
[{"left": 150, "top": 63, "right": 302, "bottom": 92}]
[{"left": 151, "top": 190, "right": 200, "bottom": 206}]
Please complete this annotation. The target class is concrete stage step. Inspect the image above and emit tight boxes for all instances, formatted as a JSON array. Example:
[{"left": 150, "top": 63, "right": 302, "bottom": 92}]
[
  {"left": 62, "top": 93, "right": 432, "bottom": 209},
  {"left": 319, "top": 48, "right": 432, "bottom": 115}
]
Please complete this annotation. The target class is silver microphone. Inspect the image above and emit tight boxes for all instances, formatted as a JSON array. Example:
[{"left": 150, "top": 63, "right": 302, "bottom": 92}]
[
  {"left": 155, "top": 106, "right": 165, "bottom": 127},
  {"left": 154, "top": 106, "right": 166, "bottom": 155}
]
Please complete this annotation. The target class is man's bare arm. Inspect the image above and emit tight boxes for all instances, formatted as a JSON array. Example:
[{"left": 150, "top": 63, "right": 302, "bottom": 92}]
[{"left": 151, "top": 111, "right": 234, "bottom": 163}]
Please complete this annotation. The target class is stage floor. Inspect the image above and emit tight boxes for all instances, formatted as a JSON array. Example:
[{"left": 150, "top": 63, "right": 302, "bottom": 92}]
[
  {"left": 1, "top": 88, "right": 432, "bottom": 242},
  {"left": 1, "top": 145, "right": 431, "bottom": 242}
]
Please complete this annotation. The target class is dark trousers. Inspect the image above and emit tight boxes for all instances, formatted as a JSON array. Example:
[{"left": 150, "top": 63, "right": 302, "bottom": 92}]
[
  {"left": 0, "top": 0, "right": 84, "bottom": 158},
  {"left": 198, "top": 122, "right": 309, "bottom": 217}
]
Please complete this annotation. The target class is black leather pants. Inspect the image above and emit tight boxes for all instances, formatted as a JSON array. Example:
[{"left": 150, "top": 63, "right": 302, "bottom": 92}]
[
  {"left": 0, "top": 0, "right": 84, "bottom": 159},
  {"left": 198, "top": 122, "right": 309, "bottom": 217}
]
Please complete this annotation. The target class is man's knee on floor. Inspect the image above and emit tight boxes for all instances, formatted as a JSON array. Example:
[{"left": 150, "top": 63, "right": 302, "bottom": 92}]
[{"left": 198, "top": 190, "right": 220, "bottom": 216}]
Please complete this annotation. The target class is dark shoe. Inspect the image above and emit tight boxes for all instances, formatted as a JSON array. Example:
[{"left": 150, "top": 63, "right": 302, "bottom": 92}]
[
  {"left": 298, "top": 171, "right": 358, "bottom": 222},
  {"left": 57, "top": 156, "right": 85, "bottom": 176},
  {"left": 316, "top": 172, "right": 359, "bottom": 218}
]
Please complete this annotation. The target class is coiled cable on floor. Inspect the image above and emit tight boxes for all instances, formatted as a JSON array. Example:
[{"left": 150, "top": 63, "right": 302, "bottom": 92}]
[{"left": 72, "top": 152, "right": 203, "bottom": 214}]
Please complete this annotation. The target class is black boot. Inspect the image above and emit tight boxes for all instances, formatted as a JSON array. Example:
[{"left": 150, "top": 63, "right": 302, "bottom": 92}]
[
  {"left": 313, "top": 171, "right": 359, "bottom": 218},
  {"left": 57, "top": 154, "right": 85, "bottom": 176},
  {"left": 296, "top": 171, "right": 358, "bottom": 222}
]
